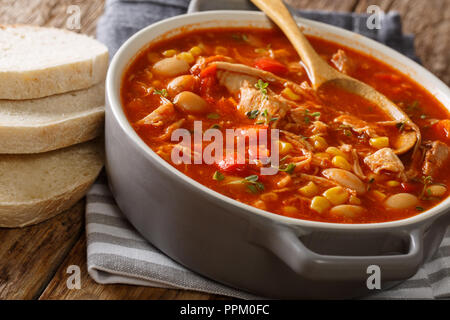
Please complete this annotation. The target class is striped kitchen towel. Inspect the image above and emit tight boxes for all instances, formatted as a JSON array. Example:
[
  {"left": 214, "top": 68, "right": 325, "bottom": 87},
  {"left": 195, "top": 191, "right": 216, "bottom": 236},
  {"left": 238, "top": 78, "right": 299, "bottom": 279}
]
[
  {"left": 86, "top": 173, "right": 259, "bottom": 299},
  {"left": 87, "top": 173, "right": 450, "bottom": 299},
  {"left": 88, "top": 0, "right": 449, "bottom": 299}
]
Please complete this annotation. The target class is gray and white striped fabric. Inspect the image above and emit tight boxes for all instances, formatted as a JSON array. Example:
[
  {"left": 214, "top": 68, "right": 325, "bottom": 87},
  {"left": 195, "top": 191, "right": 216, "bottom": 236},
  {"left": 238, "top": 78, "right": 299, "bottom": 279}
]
[
  {"left": 86, "top": 174, "right": 450, "bottom": 299},
  {"left": 87, "top": 174, "right": 259, "bottom": 299},
  {"left": 88, "top": 0, "right": 450, "bottom": 299}
]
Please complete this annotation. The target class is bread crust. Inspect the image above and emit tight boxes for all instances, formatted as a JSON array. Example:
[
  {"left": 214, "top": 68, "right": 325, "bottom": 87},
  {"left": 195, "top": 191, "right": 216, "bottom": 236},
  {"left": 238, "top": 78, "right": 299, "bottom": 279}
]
[
  {"left": 0, "top": 139, "right": 104, "bottom": 228},
  {"left": 0, "top": 25, "right": 109, "bottom": 99}
]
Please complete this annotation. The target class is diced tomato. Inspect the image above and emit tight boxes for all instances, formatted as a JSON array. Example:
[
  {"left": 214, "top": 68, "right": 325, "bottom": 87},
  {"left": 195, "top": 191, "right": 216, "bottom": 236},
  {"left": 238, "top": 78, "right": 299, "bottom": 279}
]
[
  {"left": 217, "top": 153, "right": 248, "bottom": 174},
  {"left": 200, "top": 64, "right": 217, "bottom": 78},
  {"left": 216, "top": 125, "right": 271, "bottom": 174},
  {"left": 254, "top": 58, "right": 288, "bottom": 75},
  {"left": 432, "top": 120, "right": 450, "bottom": 141},
  {"left": 401, "top": 182, "right": 421, "bottom": 193},
  {"left": 200, "top": 76, "right": 216, "bottom": 104},
  {"left": 216, "top": 97, "right": 237, "bottom": 117}
]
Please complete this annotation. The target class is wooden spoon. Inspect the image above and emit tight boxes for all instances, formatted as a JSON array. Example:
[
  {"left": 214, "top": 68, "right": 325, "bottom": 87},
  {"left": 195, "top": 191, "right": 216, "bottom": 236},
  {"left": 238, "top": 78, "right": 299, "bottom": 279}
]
[{"left": 250, "top": 0, "right": 420, "bottom": 155}]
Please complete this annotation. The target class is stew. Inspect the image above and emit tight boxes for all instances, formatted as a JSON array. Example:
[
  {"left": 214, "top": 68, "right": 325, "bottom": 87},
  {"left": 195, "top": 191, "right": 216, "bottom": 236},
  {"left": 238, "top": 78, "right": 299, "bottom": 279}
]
[{"left": 121, "top": 27, "right": 450, "bottom": 224}]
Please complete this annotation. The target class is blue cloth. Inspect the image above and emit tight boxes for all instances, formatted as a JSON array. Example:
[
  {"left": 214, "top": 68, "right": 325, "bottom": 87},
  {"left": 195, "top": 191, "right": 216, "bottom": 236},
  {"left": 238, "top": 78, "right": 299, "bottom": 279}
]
[{"left": 97, "top": 0, "right": 419, "bottom": 63}]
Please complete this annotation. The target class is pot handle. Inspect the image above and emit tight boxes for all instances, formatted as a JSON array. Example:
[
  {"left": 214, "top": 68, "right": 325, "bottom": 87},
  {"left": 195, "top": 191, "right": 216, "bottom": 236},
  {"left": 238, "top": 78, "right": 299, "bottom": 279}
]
[{"left": 250, "top": 224, "right": 432, "bottom": 281}]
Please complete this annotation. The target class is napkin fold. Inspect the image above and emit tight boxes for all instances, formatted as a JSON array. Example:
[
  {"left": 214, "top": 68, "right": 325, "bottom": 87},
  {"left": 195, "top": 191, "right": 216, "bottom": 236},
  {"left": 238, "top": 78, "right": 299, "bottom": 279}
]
[{"left": 89, "top": 0, "right": 449, "bottom": 299}]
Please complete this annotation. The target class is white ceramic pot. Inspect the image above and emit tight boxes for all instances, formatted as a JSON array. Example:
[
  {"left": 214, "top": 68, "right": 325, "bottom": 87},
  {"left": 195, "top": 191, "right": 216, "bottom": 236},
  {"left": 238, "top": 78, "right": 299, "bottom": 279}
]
[{"left": 105, "top": 11, "right": 450, "bottom": 298}]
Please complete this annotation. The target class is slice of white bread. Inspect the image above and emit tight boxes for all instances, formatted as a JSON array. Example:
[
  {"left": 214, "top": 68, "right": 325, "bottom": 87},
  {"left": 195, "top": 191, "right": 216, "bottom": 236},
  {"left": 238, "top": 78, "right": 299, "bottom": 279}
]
[
  {"left": 0, "top": 83, "right": 105, "bottom": 154},
  {"left": 0, "top": 25, "right": 109, "bottom": 100},
  {"left": 0, "top": 139, "right": 104, "bottom": 228}
]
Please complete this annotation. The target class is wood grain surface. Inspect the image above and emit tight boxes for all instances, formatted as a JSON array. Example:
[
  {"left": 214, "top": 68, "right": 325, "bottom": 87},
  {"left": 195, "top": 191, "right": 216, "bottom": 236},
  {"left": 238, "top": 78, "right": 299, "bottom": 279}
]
[
  {"left": 0, "top": 0, "right": 449, "bottom": 300},
  {"left": 39, "top": 237, "right": 228, "bottom": 300},
  {"left": 0, "top": 201, "right": 84, "bottom": 300}
]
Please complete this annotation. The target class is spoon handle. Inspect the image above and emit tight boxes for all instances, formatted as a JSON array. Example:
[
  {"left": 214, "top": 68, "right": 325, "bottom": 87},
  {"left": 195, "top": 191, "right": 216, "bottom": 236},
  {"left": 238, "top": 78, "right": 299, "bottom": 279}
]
[{"left": 250, "top": 0, "right": 336, "bottom": 88}]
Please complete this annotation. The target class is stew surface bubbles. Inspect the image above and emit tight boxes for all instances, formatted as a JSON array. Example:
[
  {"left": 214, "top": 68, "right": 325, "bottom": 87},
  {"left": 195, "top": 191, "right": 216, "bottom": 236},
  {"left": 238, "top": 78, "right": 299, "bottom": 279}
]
[{"left": 121, "top": 27, "right": 450, "bottom": 224}]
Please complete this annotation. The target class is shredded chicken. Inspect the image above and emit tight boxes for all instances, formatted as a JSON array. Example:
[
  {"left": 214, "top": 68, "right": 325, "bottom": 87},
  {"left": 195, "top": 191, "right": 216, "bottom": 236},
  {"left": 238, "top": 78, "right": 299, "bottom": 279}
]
[
  {"left": 422, "top": 140, "right": 449, "bottom": 177},
  {"left": 137, "top": 99, "right": 176, "bottom": 127},
  {"left": 334, "top": 114, "right": 379, "bottom": 137},
  {"left": 351, "top": 149, "right": 366, "bottom": 179},
  {"left": 364, "top": 148, "right": 406, "bottom": 180},
  {"left": 237, "top": 82, "right": 293, "bottom": 125},
  {"left": 213, "top": 61, "right": 314, "bottom": 100},
  {"left": 331, "top": 49, "right": 355, "bottom": 75},
  {"left": 190, "top": 55, "right": 233, "bottom": 75},
  {"left": 159, "top": 119, "right": 185, "bottom": 141},
  {"left": 214, "top": 61, "right": 287, "bottom": 86},
  {"left": 311, "top": 120, "right": 328, "bottom": 135},
  {"left": 281, "top": 130, "right": 313, "bottom": 152},
  {"left": 217, "top": 70, "right": 257, "bottom": 94},
  {"left": 298, "top": 173, "right": 338, "bottom": 188}
]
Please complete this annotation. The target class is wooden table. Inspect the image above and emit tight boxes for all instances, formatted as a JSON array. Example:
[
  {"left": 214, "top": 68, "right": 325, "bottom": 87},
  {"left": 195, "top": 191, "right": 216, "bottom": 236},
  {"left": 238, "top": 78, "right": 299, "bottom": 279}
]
[{"left": 0, "top": 0, "right": 449, "bottom": 300}]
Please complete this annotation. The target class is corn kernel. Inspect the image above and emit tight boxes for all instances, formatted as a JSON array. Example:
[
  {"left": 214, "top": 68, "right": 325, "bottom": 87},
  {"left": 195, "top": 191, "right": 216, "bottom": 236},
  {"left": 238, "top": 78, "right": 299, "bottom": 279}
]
[
  {"left": 162, "top": 49, "right": 177, "bottom": 57},
  {"left": 177, "top": 52, "right": 195, "bottom": 64},
  {"left": 369, "top": 137, "right": 389, "bottom": 149},
  {"left": 331, "top": 155, "right": 352, "bottom": 171},
  {"left": 283, "top": 206, "right": 299, "bottom": 216},
  {"left": 310, "top": 135, "right": 328, "bottom": 150},
  {"left": 281, "top": 87, "right": 300, "bottom": 101},
  {"left": 349, "top": 195, "right": 361, "bottom": 205},
  {"left": 299, "top": 182, "right": 319, "bottom": 197},
  {"left": 386, "top": 180, "right": 400, "bottom": 187},
  {"left": 323, "top": 186, "right": 349, "bottom": 205},
  {"left": 371, "top": 190, "right": 386, "bottom": 201},
  {"left": 151, "top": 80, "right": 161, "bottom": 87},
  {"left": 189, "top": 46, "right": 203, "bottom": 56},
  {"left": 278, "top": 141, "right": 293, "bottom": 155},
  {"left": 326, "top": 146, "right": 348, "bottom": 160},
  {"left": 147, "top": 52, "right": 160, "bottom": 63},
  {"left": 310, "top": 196, "right": 331, "bottom": 214},
  {"left": 214, "top": 46, "right": 228, "bottom": 55}
]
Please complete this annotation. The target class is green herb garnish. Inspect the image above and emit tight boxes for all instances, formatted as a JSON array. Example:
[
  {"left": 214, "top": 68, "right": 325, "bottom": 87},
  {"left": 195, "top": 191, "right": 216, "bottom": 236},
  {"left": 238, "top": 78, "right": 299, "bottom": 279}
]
[
  {"left": 304, "top": 109, "right": 320, "bottom": 124},
  {"left": 153, "top": 88, "right": 168, "bottom": 97},
  {"left": 280, "top": 155, "right": 290, "bottom": 163},
  {"left": 419, "top": 175, "right": 434, "bottom": 199},
  {"left": 246, "top": 110, "right": 260, "bottom": 119},
  {"left": 207, "top": 113, "right": 220, "bottom": 120},
  {"left": 255, "top": 79, "right": 269, "bottom": 99},
  {"left": 423, "top": 175, "right": 433, "bottom": 185},
  {"left": 213, "top": 171, "right": 225, "bottom": 181},
  {"left": 243, "top": 175, "right": 265, "bottom": 194},
  {"left": 416, "top": 206, "right": 424, "bottom": 212},
  {"left": 279, "top": 163, "right": 296, "bottom": 174}
]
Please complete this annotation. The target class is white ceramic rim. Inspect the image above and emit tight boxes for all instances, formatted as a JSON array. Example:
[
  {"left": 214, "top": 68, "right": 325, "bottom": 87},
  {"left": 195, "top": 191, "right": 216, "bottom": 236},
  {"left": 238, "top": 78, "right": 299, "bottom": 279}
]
[{"left": 107, "top": 11, "right": 450, "bottom": 231}]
